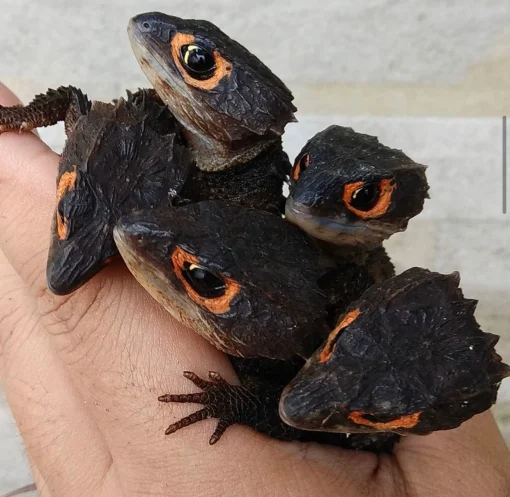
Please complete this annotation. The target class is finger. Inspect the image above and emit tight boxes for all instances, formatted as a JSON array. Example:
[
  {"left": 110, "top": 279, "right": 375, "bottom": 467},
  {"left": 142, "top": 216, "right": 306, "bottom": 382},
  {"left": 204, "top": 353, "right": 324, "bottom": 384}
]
[
  {"left": 0, "top": 83, "right": 58, "bottom": 299},
  {"left": 0, "top": 82, "right": 22, "bottom": 107},
  {"left": 0, "top": 251, "right": 122, "bottom": 497},
  {"left": 384, "top": 412, "right": 510, "bottom": 495}
]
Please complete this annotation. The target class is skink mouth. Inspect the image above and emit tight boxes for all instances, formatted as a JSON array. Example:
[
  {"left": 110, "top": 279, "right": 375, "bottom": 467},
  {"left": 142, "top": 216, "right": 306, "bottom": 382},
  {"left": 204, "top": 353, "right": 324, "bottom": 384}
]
[
  {"left": 279, "top": 381, "right": 351, "bottom": 433},
  {"left": 114, "top": 216, "right": 164, "bottom": 248},
  {"left": 112, "top": 219, "right": 162, "bottom": 285},
  {"left": 127, "top": 19, "right": 191, "bottom": 111},
  {"left": 285, "top": 197, "right": 395, "bottom": 247},
  {"left": 128, "top": 15, "right": 155, "bottom": 50},
  {"left": 128, "top": 19, "right": 165, "bottom": 70},
  {"left": 278, "top": 383, "right": 324, "bottom": 431},
  {"left": 46, "top": 254, "right": 102, "bottom": 296},
  {"left": 128, "top": 14, "right": 173, "bottom": 73},
  {"left": 279, "top": 378, "right": 364, "bottom": 434}
]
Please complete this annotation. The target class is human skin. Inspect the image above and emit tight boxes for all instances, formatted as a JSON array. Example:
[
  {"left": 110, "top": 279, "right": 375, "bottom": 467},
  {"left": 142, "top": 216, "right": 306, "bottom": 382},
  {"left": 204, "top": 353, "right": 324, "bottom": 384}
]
[{"left": 0, "top": 81, "right": 509, "bottom": 497}]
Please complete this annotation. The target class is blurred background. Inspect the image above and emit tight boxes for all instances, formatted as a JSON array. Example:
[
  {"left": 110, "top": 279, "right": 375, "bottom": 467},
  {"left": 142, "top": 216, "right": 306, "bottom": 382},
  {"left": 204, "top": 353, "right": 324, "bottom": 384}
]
[{"left": 1, "top": 0, "right": 510, "bottom": 494}]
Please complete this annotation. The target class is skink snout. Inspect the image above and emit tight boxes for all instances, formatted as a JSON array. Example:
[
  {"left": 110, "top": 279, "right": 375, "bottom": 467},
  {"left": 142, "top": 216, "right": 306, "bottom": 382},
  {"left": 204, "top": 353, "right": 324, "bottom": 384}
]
[{"left": 128, "top": 12, "right": 174, "bottom": 42}]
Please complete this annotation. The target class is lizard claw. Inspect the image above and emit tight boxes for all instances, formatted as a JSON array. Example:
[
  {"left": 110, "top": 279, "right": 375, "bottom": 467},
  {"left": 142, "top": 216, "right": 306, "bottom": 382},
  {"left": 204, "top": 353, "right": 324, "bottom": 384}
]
[
  {"left": 163, "top": 407, "right": 210, "bottom": 435},
  {"left": 158, "top": 369, "right": 303, "bottom": 444},
  {"left": 209, "top": 419, "right": 230, "bottom": 445},
  {"left": 158, "top": 370, "right": 240, "bottom": 444},
  {"left": 208, "top": 371, "right": 227, "bottom": 384}
]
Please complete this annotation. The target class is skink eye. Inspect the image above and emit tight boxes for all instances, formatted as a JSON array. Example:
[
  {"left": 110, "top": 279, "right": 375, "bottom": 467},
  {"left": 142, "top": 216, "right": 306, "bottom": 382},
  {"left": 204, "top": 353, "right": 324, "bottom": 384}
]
[
  {"left": 171, "top": 33, "right": 232, "bottom": 90},
  {"left": 180, "top": 44, "right": 216, "bottom": 80},
  {"left": 55, "top": 167, "right": 78, "bottom": 240},
  {"left": 171, "top": 246, "right": 241, "bottom": 314},
  {"left": 292, "top": 153, "right": 310, "bottom": 182},
  {"left": 343, "top": 179, "right": 396, "bottom": 219},
  {"left": 349, "top": 182, "right": 379, "bottom": 211},
  {"left": 182, "top": 262, "right": 226, "bottom": 298}
]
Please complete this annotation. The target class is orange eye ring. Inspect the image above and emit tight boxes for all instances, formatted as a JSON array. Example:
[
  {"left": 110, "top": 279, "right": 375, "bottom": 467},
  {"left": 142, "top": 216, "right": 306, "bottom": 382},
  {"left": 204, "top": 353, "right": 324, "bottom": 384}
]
[
  {"left": 347, "top": 411, "right": 422, "bottom": 431},
  {"left": 171, "top": 33, "right": 233, "bottom": 91},
  {"left": 171, "top": 246, "right": 241, "bottom": 314},
  {"left": 55, "top": 166, "right": 77, "bottom": 240},
  {"left": 292, "top": 153, "right": 310, "bottom": 182},
  {"left": 319, "top": 308, "right": 360, "bottom": 363},
  {"left": 343, "top": 179, "right": 396, "bottom": 219}
]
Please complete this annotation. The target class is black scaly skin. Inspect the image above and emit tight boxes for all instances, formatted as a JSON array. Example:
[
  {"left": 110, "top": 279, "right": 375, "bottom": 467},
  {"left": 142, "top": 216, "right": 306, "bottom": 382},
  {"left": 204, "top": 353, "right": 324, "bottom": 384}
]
[
  {"left": 280, "top": 268, "right": 510, "bottom": 437},
  {"left": 315, "top": 243, "right": 396, "bottom": 286},
  {"left": 0, "top": 16, "right": 373, "bottom": 454},
  {"left": 0, "top": 86, "right": 193, "bottom": 295},
  {"left": 114, "top": 202, "right": 334, "bottom": 361},
  {"left": 113, "top": 201, "right": 401, "bottom": 453},
  {"left": 128, "top": 12, "right": 297, "bottom": 211},
  {"left": 0, "top": 14, "right": 297, "bottom": 293},
  {"left": 160, "top": 356, "right": 399, "bottom": 452},
  {"left": 160, "top": 362, "right": 304, "bottom": 445},
  {"left": 0, "top": 86, "right": 82, "bottom": 133},
  {"left": 160, "top": 360, "right": 400, "bottom": 452},
  {"left": 363, "top": 245, "right": 396, "bottom": 284},
  {"left": 286, "top": 125, "right": 430, "bottom": 283},
  {"left": 115, "top": 205, "right": 508, "bottom": 450},
  {"left": 190, "top": 141, "right": 291, "bottom": 213},
  {"left": 0, "top": 16, "right": 420, "bottom": 455},
  {"left": 0, "top": 86, "right": 163, "bottom": 135},
  {"left": 128, "top": 13, "right": 297, "bottom": 172},
  {"left": 317, "top": 261, "right": 376, "bottom": 326},
  {"left": 128, "top": 12, "right": 296, "bottom": 212},
  {"left": 0, "top": 84, "right": 289, "bottom": 216},
  {"left": 45, "top": 88, "right": 193, "bottom": 295}
]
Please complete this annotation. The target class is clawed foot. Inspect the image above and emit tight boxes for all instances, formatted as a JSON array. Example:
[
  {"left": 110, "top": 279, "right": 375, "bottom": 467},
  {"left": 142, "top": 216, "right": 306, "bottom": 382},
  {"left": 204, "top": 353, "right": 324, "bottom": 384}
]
[{"left": 159, "top": 371, "right": 251, "bottom": 445}]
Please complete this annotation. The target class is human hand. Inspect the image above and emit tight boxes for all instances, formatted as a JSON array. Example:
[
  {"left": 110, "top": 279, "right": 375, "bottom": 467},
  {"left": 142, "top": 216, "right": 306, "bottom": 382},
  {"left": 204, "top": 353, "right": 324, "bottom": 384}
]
[{"left": 0, "top": 82, "right": 509, "bottom": 497}]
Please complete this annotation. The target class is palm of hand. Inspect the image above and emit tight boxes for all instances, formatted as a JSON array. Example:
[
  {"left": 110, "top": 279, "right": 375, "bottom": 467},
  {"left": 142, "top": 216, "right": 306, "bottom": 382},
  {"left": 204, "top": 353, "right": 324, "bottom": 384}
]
[{"left": 0, "top": 83, "right": 509, "bottom": 497}]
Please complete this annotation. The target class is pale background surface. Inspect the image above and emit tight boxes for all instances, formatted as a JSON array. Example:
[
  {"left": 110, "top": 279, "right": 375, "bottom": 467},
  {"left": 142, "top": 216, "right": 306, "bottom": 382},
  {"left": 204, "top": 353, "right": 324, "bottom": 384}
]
[{"left": 1, "top": 0, "right": 510, "bottom": 494}]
